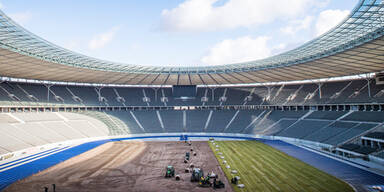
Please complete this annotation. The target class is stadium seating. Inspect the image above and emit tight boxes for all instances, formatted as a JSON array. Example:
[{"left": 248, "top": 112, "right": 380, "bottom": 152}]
[
  {"left": 0, "top": 125, "right": 33, "bottom": 152},
  {"left": 133, "top": 111, "right": 163, "bottom": 133},
  {"left": 277, "top": 120, "right": 331, "bottom": 139},
  {"left": 224, "top": 110, "right": 264, "bottom": 133},
  {"left": 77, "top": 111, "right": 128, "bottom": 135},
  {"left": 324, "top": 123, "right": 377, "bottom": 145},
  {"left": 0, "top": 112, "right": 111, "bottom": 155},
  {"left": 205, "top": 110, "right": 236, "bottom": 133},
  {"left": 342, "top": 111, "right": 384, "bottom": 122},
  {"left": 186, "top": 110, "right": 210, "bottom": 132},
  {"left": 352, "top": 146, "right": 378, "bottom": 155},
  {"left": 248, "top": 110, "right": 307, "bottom": 134},
  {"left": 1, "top": 78, "right": 384, "bottom": 106},
  {"left": 305, "top": 111, "right": 348, "bottom": 120},
  {"left": 0, "top": 114, "right": 18, "bottom": 123},
  {"left": 105, "top": 111, "right": 145, "bottom": 134},
  {"left": 364, "top": 132, "right": 384, "bottom": 140},
  {"left": 159, "top": 110, "right": 184, "bottom": 132},
  {"left": 376, "top": 151, "right": 384, "bottom": 158},
  {"left": 0, "top": 78, "right": 384, "bottom": 156},
  {"left": 264, "top": 119, "right": 298, "bottom": 135},
  {"left": 339, "top": 143, "right": 379, "bottom": 155},
  {"left": 303, "top": 121, "right": 358, "bottom": 142},
  {"left": 339, "top": 143, "right": 361, "bottom": 151}
]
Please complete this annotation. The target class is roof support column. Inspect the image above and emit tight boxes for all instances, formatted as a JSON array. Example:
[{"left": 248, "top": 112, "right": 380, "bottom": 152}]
[
  {"left": 152, "top": 88, "right": 159, "bottom": 102},
  {"left": 366, "top": 78, "right": 371, "bottom": 98},
  {"left": 44, "top": 84, "right": 53, "bottom": 102},
  {"left": 317, "top": 83, "right": 323, "bottom": 99},
  {"left": 95, "top": 87, "right": 104, "bottom": 102},
  {"left": 210, "top": 87, "right": 217, "bottom": 102}
]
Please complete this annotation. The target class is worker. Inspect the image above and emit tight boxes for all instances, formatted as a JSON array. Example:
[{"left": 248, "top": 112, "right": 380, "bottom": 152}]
[
  {"left": 231, "top": 176, "right": 238, "bottom": 184},
  {"left": 44, "top": 186, "right": 48, "bottom": 192},
  {"left": 52, "top": 184, "right": 56, "bottom": 192}
]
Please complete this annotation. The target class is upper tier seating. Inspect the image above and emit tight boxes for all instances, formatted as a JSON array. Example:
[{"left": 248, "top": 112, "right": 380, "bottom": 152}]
[
  {"left": 339, "top": 143, "right": 379, "bottom": 155},
  {"left": 1, "top": 78, "right": 384, "bottom": 106},
  {"left": 364, "top": 132, "right": 384, "bottom": 140}
]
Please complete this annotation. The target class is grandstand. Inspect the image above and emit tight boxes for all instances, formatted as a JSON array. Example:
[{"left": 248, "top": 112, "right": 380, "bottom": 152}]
[{"left": 1, "top": 0, "right": 384, "bottom": 191}]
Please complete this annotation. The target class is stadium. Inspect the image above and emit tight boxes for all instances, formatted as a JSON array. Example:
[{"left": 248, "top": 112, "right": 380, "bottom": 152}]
[{"left": 0, "top": 0, "right": 384, "bottom": 191}]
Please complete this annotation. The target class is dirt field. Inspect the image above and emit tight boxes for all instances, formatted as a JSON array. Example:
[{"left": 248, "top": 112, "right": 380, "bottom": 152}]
[{"left": 4, "top": 141, "right": 233, "bottom": 192}]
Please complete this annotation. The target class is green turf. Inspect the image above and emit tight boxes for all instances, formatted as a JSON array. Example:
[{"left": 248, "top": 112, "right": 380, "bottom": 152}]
[{"left": 209, "top": 140, "right": 354, "bottom": 192}]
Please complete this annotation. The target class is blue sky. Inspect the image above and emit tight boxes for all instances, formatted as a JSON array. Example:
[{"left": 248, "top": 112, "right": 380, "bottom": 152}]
[{"left": 0, "top": 0, "right": 358, "bottom": 67}]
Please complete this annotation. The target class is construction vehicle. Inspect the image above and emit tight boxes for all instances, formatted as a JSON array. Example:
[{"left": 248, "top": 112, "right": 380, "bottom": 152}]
[
  {"left": 213, "top": 178, "right": 225, "bottom": 189},
  {"left": 191, "top": 168, "right": 204, "bottom": 182},
  {"left": 199, "top": 175, "right": 212, "bottom": 187},
  {"left": 165, "top": 166, "right": 175, "bottom": 178}
]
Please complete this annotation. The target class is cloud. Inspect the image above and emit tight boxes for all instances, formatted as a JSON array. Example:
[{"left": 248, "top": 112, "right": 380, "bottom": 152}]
[
  {"left": 88, "top": 26, "right": 120, "bottom": 50},
  {"left": 315, "top": 9, "right": 350, "bottom": 36},
  {"left": 201, "top": 36, "right": 271, "bottom": 65},
  {"left": 160, "top": 0, "right": 328, "bottom": 32},
  {"left": 8, "top": 11, "right": 32, "bottom": 25},
  {"left": 280, "top": 16, "right": 313, "bottom": 36}
]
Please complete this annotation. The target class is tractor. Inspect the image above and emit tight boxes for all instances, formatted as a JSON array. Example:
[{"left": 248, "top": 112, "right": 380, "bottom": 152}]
[
  {"left": 191, "top": 168, "right": 204, "bottom": 182},
  {"left": 199, "top": 175, "right": 212, "bottom": 187},
  {"left": 165, "top": 166, "right": 175, "bottom": 178}
]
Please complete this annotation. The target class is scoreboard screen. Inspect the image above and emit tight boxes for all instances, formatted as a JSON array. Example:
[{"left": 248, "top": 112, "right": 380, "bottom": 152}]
[{"left": 172, "top": 85, "right": 197, "bottom": 98}]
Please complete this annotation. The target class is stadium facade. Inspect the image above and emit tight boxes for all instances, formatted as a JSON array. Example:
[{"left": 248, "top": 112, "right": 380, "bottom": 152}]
[{"left": 0, "top": 0, "right": 384, "bottom": 191}]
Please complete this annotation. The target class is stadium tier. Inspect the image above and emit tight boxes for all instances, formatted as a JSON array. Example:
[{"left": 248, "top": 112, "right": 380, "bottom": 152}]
[
  {"left": 1, "top": 79, "right": 384, "bottom": 107},
  {"left": 0, "top": 80, "right": 384, "bottom": 148},
  {"left": 0, "top": 106, "right": 383, "bottom": 155}
]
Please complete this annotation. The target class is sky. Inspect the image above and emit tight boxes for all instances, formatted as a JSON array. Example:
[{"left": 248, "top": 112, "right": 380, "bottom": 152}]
[{"left": 0, "top": 0, "right": 359, "bottom": 67}]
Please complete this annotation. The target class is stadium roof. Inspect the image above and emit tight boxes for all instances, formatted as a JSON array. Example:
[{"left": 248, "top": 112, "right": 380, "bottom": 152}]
[{"left": 0, "top": 0, "right": 384, "bottom": 85}]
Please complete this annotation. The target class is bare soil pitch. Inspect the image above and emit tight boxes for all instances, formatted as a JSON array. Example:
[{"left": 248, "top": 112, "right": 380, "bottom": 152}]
[{"left": 5, "top": 141, "right": 233, "bottom": 192}]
